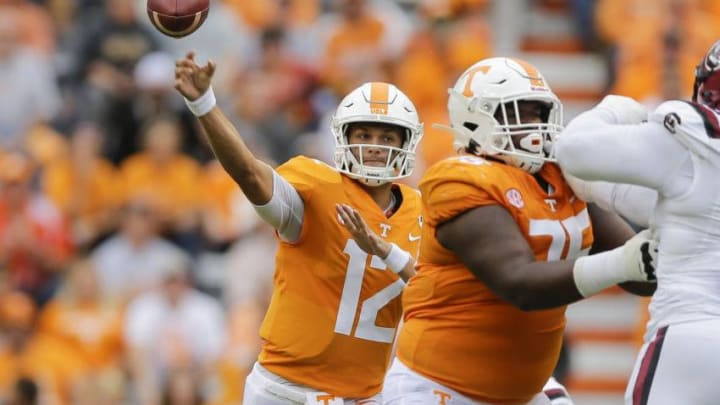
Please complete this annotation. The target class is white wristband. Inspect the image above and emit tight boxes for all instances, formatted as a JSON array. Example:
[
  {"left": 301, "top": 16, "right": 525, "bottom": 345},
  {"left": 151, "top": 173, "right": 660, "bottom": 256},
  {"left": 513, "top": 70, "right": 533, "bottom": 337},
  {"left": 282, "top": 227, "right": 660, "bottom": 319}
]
[
  {"left": 382, "top": 243, "right": 411, "bottom": 274},
  {"left": 572, "top": 247, "right": 626, "bottom": 297},
  {"left": 185, "top": 87, "right": 216, "bottom": 117}
]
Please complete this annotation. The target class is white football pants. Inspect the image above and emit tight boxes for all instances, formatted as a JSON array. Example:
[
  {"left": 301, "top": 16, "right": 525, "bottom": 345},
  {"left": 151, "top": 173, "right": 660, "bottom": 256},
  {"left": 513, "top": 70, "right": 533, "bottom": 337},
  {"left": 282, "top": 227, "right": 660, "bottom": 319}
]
[
  {"left": 383, "top": 358, "right": 557, "bottom": 405},
  {"left": 625, "top": 319, "right": 720, "bottom": 405},
  {"left": 243, "top": 362, "right": 382, "bottom": 405}
]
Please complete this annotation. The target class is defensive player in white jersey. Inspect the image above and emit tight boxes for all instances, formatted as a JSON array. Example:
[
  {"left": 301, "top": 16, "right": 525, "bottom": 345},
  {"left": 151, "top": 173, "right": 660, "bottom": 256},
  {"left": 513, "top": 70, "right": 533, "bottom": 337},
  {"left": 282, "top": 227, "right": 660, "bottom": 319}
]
[{"left": 555, "top": 40, "right": 720, "bottom": 405}]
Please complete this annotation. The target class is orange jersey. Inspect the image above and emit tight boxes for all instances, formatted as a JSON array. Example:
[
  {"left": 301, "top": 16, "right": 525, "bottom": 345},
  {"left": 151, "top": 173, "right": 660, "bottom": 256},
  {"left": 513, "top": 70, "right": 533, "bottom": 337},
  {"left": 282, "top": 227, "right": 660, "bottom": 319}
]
[
  {"left": 119, "top": 153, "right": 201, "bottom": 216},
  {"left": 38, "top": 300, "right": 124, "bottom": 369},
  {"left": 397, "top": 156, "right": 593, "bottom": 403},
  {"left": 258, "top": 156, "right": 422, "bottom": 398}
]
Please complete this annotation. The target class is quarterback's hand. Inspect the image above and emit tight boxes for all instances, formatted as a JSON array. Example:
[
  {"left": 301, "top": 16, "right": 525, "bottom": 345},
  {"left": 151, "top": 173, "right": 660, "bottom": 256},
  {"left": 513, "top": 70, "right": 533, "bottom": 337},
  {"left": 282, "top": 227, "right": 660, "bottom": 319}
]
[
  {"left": 597, "top": 95, "right": 648, "bottom": 125},
  {"left": 174, "top": 51, "right": 216, "bottom": 101},
  {"left": 622, "top": 230, "right": 658, "bottom": 282},
  {"left": 336, "top": 204, "right": 391, "bottom": 258}
]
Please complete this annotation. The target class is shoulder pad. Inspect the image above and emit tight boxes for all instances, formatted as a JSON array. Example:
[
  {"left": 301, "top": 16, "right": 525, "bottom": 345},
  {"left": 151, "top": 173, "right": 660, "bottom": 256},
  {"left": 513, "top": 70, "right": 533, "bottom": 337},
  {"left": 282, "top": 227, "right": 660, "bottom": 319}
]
[
  {"left": 421, "top": 155, "right": 515, "bottom": 195},
  {"left": 419, "top": 156, "right": 504, "bottom": 226},
  {"left": 650, "top": 100, "right": 720, "bottom": 139},
  {"left": 650, "top": 100, "right": 720, "bottom": 158},
  {"left": 277, "top": 156, "right": 341, "bottom": 195}
]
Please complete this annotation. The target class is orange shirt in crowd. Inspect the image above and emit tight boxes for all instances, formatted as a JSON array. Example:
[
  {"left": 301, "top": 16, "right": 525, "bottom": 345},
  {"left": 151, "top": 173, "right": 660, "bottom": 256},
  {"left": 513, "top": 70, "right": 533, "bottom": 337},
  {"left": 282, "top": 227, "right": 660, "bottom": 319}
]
[
  {"left": 596, "top": 0, "right": 720, "bottom": 100},
  {"left": 224, "top": 0, "right": 319, "bottom": 29},
  {"left": 38, "top": 300, "right": 124, "bottom": 370},
  {"left": 119, "top": 153, "right": 201, "bottom": 222},
  {"left": 0, "top": 334, "right": 88, "bottom": 405},
  {"left": 43, "top": 157, "right": 120, "bottom": 226},
  {"left": 0, "top": 293, "right": 87, "bottom": 404},
  {"left": 322, "top": 14, "right": 387, "bottom": 93}
]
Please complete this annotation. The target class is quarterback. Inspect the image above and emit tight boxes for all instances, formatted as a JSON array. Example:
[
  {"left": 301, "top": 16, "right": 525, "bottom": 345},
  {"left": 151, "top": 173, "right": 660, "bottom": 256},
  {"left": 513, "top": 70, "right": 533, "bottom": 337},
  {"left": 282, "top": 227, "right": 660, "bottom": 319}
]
[
  {"left": 174, "top": 52, "right": 423, "bottom": 404},
  {"left": 383, "top": 57, "right": 657, "bottom": 405},
  {"left": 556, "top": 40, "right": 720, "bottom": 404}
]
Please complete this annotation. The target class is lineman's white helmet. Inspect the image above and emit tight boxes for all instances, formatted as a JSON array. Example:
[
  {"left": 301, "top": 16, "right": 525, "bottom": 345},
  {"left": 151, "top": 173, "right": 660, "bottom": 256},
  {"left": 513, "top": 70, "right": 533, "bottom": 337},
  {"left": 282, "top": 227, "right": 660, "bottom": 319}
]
[
  {"left": 446, "top": 57, "right": 563, "bottom": 173},
  {"left": 331, "top": 82, "right": 424, "bottom": 186}
]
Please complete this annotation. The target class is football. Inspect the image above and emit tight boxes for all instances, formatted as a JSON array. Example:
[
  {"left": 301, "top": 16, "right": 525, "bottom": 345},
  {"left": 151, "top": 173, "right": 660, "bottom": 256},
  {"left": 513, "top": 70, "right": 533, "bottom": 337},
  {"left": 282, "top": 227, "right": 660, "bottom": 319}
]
[{"left": 147, "top": 0, "right": 209, "bottom": 38}]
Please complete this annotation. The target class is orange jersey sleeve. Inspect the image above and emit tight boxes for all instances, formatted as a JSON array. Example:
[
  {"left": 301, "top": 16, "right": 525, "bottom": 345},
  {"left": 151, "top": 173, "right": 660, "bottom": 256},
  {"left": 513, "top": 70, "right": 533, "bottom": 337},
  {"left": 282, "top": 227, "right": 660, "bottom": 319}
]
[
  {"left": 398, "top": 156, "right": 593, "bottom": 404},
  {"left": 258, "top": 157, "right": 422, "bottom": 398}
]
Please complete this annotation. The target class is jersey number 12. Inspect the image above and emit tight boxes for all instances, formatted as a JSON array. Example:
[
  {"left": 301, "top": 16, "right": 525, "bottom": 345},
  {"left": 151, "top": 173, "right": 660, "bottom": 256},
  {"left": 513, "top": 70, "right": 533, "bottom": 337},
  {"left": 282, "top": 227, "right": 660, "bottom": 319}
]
[{"left": 334, "top": 239, "right": 404, "bottom": 343}]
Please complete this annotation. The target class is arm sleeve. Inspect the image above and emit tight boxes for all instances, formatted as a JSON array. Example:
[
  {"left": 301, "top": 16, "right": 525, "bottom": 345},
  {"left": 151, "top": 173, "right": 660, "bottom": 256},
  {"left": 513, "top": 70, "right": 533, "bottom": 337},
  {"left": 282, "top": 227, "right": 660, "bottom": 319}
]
[
  {"left": 252, "top": 169, "right": 304, "bottom": 243},
  {"left": 556, "top": 108, "right": 689, "bottom": 195},
  {"left": 564, "top": 173, "right": 657, "bottom": 228}
]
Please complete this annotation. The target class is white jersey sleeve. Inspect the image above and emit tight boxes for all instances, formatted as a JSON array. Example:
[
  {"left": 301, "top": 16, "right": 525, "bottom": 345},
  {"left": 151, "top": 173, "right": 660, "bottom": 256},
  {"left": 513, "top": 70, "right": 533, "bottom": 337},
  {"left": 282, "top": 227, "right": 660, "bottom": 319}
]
[
  {"left": 564, "top": 173, "right": 657, "bottom": 228},
  {"left": 252, "top": 169, "right": 304, "bottom": 243},
  {"left": 556, "top": 102, "right": 691, "bottom": 198}
]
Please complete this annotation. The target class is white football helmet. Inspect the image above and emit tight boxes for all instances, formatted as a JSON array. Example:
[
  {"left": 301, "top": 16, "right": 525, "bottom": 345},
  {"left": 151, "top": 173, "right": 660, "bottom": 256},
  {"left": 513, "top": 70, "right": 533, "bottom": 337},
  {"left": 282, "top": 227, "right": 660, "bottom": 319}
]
[
  {"left": 444, "top": 57, "right": 563, "bottom": 174},
  {"left": 331, "top": 82, "right": 423, "bottom": 186}
]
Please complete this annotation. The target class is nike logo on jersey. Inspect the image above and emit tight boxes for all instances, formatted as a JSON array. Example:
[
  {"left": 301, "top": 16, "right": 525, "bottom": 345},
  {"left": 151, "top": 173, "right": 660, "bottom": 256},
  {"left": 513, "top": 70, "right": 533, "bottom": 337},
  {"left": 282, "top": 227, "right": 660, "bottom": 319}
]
[{"left": 409, "top": 233, "right": 421, "bottom": 242}]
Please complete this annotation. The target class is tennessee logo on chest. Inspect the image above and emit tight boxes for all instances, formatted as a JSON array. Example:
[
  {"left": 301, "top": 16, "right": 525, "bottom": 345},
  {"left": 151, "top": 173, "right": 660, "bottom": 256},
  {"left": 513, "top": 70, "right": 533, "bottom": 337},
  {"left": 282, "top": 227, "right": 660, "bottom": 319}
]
[{"left": 504, "top": 187, "right": 592, "bottom": 261}]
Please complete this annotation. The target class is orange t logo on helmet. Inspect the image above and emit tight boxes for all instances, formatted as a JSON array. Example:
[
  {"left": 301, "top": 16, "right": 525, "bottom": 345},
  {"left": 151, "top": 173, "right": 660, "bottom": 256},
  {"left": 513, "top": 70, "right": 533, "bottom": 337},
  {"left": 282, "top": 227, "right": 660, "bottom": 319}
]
[
  {"left": 462, "top": 65, "right": 492, "bottom": 97},
  {"left": 369, "top": 82, "right": 389, "bottom": 115},
  {"left": 511, "top": 58, "right": 547, "bottom": 89}
]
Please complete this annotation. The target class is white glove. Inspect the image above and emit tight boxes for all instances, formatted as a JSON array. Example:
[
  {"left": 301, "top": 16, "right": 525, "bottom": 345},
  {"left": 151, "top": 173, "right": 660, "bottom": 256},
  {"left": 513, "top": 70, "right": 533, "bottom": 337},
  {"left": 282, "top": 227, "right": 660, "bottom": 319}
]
[
  {"left": 543, "top": 377, "right": 574, "bottom": 405},
  {"left": 621, "top": 229, "right": 658, "bottom": 282},
  {"left": 573, "top": 229, "right": 658, "bottom": 297},
  {"left": 596, "top": 95, "right": 649, "bottom": 125}
]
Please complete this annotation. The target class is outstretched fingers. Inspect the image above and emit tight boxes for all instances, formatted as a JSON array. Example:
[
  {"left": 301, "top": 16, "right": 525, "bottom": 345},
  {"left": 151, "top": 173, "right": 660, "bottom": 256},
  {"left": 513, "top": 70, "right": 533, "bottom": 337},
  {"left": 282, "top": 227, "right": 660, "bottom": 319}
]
[
  {"left": 347, "top": 206, "right": 369, "bottom": 233},
  {"left": 336, "top": 204, "right": 352, "bottom": 229},
  {"left": 204, "top": 59, "right": 216, "bottom": 77},
  {"left": 337, "top": 204, "right": 368, "bottom": 234},
  {"left": 175, "top": 66, "right": 194, "bottom": 78}
]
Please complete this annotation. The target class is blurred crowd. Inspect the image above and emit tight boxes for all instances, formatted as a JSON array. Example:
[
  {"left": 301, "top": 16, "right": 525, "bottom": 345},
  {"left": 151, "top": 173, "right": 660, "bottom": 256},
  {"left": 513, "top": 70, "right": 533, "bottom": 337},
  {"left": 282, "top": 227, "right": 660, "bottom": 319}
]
[{"left": 0, "top": 0, "right": 719, "bottom": 404}]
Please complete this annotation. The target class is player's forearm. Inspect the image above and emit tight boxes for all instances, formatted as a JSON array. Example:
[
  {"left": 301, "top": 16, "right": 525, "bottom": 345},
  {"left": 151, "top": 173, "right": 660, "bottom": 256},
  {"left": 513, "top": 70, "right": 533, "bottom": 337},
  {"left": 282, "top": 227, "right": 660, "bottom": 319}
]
[
  {"left": 397, "top": 258, "right": 416, "bottom": 282},
  {"left": 380, "top": 242, "right": 414, "bottom": 282},
  {"left": 502, "top": 245, "right": 650, "bottom": 311},
  {"left": 198, "top": 106, "right": 274, "bottom": 205},
  {"left": 501, "top": 261, "right": 584, "bottom": 310}
]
